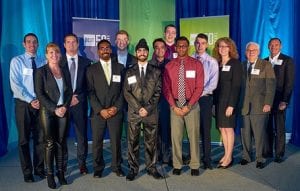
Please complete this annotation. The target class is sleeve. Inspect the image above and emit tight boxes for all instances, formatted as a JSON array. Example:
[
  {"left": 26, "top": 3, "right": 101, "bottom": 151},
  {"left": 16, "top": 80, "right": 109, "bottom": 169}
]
[
  {"left": 188, "top": 61, "right": 204, "bottom": 106},
  {"left": 202, "top": 59, "right": 219, "bottom": 96},
  {"left": 228, "top": 60, "right": 243, "bottom": 108},
  {"left": 282, "top": 57, "right": 295, "bottom": 103},
  {"left": 163, "top": 66, "right": 176, "bottom": 107}
]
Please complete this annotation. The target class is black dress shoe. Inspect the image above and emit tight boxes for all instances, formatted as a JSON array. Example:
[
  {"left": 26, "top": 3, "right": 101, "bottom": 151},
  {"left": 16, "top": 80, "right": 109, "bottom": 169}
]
[
  {"left": 126, "top": 171, "right": 137, "bottom": 181},
  {"left": 93, "top": 171, "right": 103, "bottom": 178},
  {"left": 34, "top": 171, "right": 46, "bottom": 179},
  {"left": 147, "top": 169, "right": 164, "bottom": 179},
  {"left": 274, "top": 156, "right": 284, "bottom": 163},
  {"left": 172, "top": 168, "right": 181, "bottom": 175},
  {"left": 79, "top": 165, "right": 88, "bottom": 175},
  {"left": 47, "top": 174, "right": 56, "bottom": 189},
  {"left": 113, "top": 168, "right": 125, "bottom": 177},
  {"left": 191, "top": 169, "right": 199, "bottom": 176},
  {"left": 57, "top": 171, "right": 67, "bottom": 185},
  {"left": 240, "top": 159, "right": 250, "bottom": 165},
  {"left": 256, "top": 162, "right": 265, "bottom": 169},
  {"left": 24, "top": 174, "right": 35, "bottom": 183},
  {"left": 202, "top": 163, "right": 213, "bottom": 170}
]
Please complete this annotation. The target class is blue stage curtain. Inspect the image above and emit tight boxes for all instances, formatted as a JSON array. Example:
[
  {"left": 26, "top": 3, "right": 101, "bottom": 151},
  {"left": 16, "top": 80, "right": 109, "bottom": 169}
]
[
  {"left": 0, "top": 66, "right": 8, "bottom": 156},
  {"left": 52, "top": 0, "right": 119, "bottom": 52},
  {"left": 0, "top": 0, "right": 52, "bottom": 153}
]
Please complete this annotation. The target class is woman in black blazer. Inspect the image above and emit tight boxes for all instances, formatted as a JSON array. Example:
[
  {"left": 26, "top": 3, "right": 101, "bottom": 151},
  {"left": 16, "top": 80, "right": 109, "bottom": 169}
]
[
  {"left": 212, "top": 37, "right": 242, "bottom": 169},
  {"left": 35, "top": 43, "right": 72, "bottom": 189}
]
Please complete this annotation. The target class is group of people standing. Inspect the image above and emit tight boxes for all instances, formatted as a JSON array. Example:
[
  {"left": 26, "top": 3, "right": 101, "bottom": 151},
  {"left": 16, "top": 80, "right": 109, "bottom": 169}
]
[{"left": 9, "top": 24, "right": 294, "bottom": 189}]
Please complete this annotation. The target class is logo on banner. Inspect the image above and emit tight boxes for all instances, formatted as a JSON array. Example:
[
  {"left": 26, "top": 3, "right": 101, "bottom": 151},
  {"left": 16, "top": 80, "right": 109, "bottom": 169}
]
[
  {"left": 190, "top": 32, "right": 218, "bottom": 46},
  {"left": 84, "top": 34, "right": 111, "bottom": 47}
]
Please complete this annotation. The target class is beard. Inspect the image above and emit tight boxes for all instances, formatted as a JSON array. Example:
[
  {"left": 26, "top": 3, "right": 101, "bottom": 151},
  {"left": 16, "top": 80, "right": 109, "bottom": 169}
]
[{"left": 137, "top": 55, "right": 148, "bottom": 62}]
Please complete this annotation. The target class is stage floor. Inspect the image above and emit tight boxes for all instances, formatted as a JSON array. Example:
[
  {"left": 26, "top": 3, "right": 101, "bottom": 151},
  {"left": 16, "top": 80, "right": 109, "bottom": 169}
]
[{"left": 0, "top": 137, "right": 299, "bottom": 191}]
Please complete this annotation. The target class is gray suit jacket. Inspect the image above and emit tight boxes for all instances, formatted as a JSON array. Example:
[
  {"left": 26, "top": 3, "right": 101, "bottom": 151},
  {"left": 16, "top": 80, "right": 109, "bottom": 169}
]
[{"left": 240, "top": 58, "right": 276, "bottom": 115}]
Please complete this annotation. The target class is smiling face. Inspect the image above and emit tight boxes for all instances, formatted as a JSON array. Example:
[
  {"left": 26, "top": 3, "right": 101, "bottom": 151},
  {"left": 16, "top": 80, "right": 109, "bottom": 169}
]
[
  {"left": 218, "top": 41, "right": 230, "bottom": 57},
  {"left": 164, "top": 26, "right": 176, "bottom": 45},
  {"left": 175, "top": 39, "right": 189, "bottom": 58},
  {"left": 115, "top": 33, "right": 129, "bottom": 51},
  {"left": 246, "top": 43, "right": 260, "bottom": 62},
  {"left": 154, "top": 41, "right": 166, "bottom": 60},
  {"left": 23, "top": 35, "right": 38, "bottom": 55},
  {"left": 64, "top": 35, "right": 79, "bottom": 55},
  {"left": 136, "top": 48, "right": 149, "bottom": 63},
  {"left": 46, "top": 45, "right": 61, "bottom": 65},
  {"left": 268, "top": 39, "right": 282, "bottom": 57},
  {"left": 98, "top": 41, "right": 112, "bottom": 61},
  {"left": 194, "top": 37, "right": 208, "bottom": 55}
]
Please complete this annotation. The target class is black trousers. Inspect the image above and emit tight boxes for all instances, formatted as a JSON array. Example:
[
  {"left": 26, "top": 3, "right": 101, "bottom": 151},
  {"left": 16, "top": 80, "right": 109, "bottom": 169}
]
[
  {"left": 91, "top": 113, "right": 123, "bottom": 172},
  {"left": 15, "top": 99, "right": 44, "bottom": 177},
  {"left": 264, "top": 109, "right": 286, "bottom": 157},
  {"left": 127, "top": 108, "right": 158, "bottom": 174},
  {"left": 199, "top": 95, "right": 213, "bottom": 164},
  {"left": 40, "top": 107, "right": 68, "bottom": 174},
  {"left": 63, "top": 102, "right": 88, "bottom": 169}
]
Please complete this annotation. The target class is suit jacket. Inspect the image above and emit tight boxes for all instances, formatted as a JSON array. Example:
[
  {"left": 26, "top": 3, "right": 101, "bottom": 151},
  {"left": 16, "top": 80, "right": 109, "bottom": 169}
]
[
  {"left": 60, "top": 55, "right": 91, "bottom": 104},
  {"left": 112, "top": 52, "right": 136, "bottom": 69},
  {"left": 240, "top": 58, "right": 276, "bottom": 115},
  {"left": 264, "top": 53, "right": 295, "bottom": 107},
  {"left": 35, "top": 64, "right": 73, "bottom": 112},
  {"left": 124, "top": 62, "right": 161, "bottom": 115},
  {"left": 86, "top": 60, "right": 124, "bottom": 117}
]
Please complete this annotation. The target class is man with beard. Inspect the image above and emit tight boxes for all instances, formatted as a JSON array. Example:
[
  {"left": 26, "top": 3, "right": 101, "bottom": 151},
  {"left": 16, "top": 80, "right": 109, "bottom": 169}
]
[
  {"left": 86, "top": 39, "right": 125, "bottom": 178},
  {"left": 124, "top": 38, "right": 163, "bottom": 181}
]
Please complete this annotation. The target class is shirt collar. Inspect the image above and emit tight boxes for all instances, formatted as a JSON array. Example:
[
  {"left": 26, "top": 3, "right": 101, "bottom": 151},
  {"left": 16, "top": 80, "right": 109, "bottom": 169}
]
[{"left": 269, "top": 52, "right": 281, "bottom": 62}]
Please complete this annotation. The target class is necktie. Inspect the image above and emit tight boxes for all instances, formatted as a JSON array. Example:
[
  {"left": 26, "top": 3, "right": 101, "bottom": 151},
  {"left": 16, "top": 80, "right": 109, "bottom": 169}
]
[
  {"left": 70, "top": 58, "right": 76, "bottom": 89},
  {"left": 247, "top": 63, "right": 253, "bottom": 81},
  {"left": 31, "top": 57, "right": 36, "bottom": 86},
  {"left": 178, "top": 60, "right": 186, "bottom": 107},
  {"left": 104, "top": 62, "right": 111, "bottom": 85},
  {"left": 141, "top": 66, "right": 145, "bottom": 86}
]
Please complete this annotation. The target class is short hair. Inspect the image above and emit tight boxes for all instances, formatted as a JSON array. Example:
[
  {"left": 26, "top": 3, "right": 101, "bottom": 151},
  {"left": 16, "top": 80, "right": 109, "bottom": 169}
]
[
  {"left": 97, "top": 39, "right": 111, "bottom": 50},
  {"left": 175, "top": 36, "right": 189, "bottom": 46},
  {"left": 46, "top": 42, "right": 61, "bottom": 54},
  {"left": 246, "top": 41, "right": 260, "bottom": 51},
  {"left": 212, "top": 37, "right": 239, "bottom": 62},
  {"left": 164, "top": 24, "right": 176, "bottom": 33},
  {"left": 115, "top": 30, "right": 129, "bottom": 38},
  {"left": 23, "top": 33, "right": 38, "bottom": 43},
  {"left": 195, "top": 33, "right": 208, "bottom": 43},
  {"left": 268, "top": 37, "right": 281, "bottom": 46},
  {"left": 152, "top": 38, "right": 166, "bottom": 48},
  {"left": 64, "top": 33, "right": 78, "bottom": 43}
]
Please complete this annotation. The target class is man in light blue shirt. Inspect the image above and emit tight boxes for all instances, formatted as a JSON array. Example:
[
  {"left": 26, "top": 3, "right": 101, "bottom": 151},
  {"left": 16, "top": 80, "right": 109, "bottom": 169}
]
[
  {"left": 9, "top": 33, "right": 45, "bottom": 183},
  {"left": 192, "top": 33, "right": 219, "bottom": 169}
]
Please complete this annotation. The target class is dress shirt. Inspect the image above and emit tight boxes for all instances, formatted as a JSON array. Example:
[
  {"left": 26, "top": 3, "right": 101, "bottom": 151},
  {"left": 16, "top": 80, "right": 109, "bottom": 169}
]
[
  {"left": 10, "top": 52, "right": 45, "bottom": 103},
  {"left": 66, "top": 54, "right": 78, "bottom": 91},
  {"left": 163, "top": 56, "right": 204, "bottom": 107},
  {"left": 138, "top": 62, "right": 148, "bottom": 77},
  {"left": 54, "top": 77, "right": 64, "bottom": 105},
  {"left": 100, "top": 59, "right": 112, "bottom": 82},
  {"left": 192, "top": 52, "right": 219, "bottom": 96},
  {"left": 268, "top": 52, "right": 281, "bottom": 67},
  {"left": 165, "top": 44, "right": 176, "bottom": 60},
  {"left": 117, "top": 50, "right": 128, "bottom": 66}
]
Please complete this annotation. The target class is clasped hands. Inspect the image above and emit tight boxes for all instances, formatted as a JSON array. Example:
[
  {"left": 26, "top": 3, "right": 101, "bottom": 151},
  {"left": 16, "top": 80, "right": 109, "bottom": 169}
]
[
  {"left": 100, "top": 106, "right": 117, "bottom": 119},
  {"left": 55, "top": 106, "right": 67, "bottom": 118},
  {"left": 173, "top": 105, "right": 191, "bottom": 117}
]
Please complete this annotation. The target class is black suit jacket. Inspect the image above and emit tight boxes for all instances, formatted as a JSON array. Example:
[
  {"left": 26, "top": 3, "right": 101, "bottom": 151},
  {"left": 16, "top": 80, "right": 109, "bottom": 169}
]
[
  {"left": 124, "top": 62, "right": 162, "bottom": 114},
  {"left": 264, "top": 53, "right": 295, "bottom": 106},
  {"left": 60, "top": 55, "right": 91, "bottom": 103},
  {"left": 35, "top": 64, "right": 73, "bottom": 112},
  {"left": 86, "top": 60, "right": 125, "bottom": 117}
]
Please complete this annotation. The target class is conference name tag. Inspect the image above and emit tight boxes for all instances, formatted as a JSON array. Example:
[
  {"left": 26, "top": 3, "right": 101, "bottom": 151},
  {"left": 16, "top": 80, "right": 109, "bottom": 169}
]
[
  {"left": 222, "top": 65, "right": 231, "bottom": 71},
  {"left": 23, "top": 68, "right": 33, "bottom": 76},
  {"left": 128, "top": 75, "right": 137, "bottom": 85},
  {"left": 274, "top": 59, "right": 283, "bottom": 65},
  {"left": 112, "top": 75, "right": 121, "bottom": 82},
  {"left": 173, "top": 52, "right": 178, "bottom": 58},
  {"left": 251, "top": 69, "right": 260, "bottom": 75},
  {"left": 186, "top": 70, "right": 195, "bottom": 78}
]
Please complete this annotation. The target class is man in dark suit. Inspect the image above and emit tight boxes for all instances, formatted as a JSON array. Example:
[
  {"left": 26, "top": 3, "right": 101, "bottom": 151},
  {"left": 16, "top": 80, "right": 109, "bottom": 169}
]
[
  {"left": 240, "top": 42, "right": 276, "bottom": 169},
  {"left": 263, "top": 38, "right": 295, "bottom": 162},
  {"left": 124, "top": 39, "right": 163, "bottom": 181},
  {"left": 86, "top": 39, "right": 125, "bottom": 178},
  {"left": 60, "top": 34, "right": 91, "bottom": 174}
]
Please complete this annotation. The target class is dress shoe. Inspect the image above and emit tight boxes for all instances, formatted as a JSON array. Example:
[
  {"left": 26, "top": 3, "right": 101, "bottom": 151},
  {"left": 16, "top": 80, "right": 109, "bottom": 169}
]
[
  {"left": 240, "top": 159, "right": 250, "bottom": 165},
  {"left": 172, "top": 168, "right": 181, "bottom": 175},
  {"left": 57, "top": 171, "right": 67, "bottom": 185},
  {"left": 274, "top": 156, "right": 284, "bottom": 163},
  {"left": 113, "top": 168, "right": 125, "bottom": 177},
  {"left": 182, "top": 155, "right": 191, "bottom": 165},
  {"left": 126, "top": 171, "right": 137, "bottom": 181},
  {"left": 256, "top": 162, "right": 265, "bottom": 169},
  {"left": 263, "top": 153, "right": 273, "bottom": 158},
  {"left": 93, "top": 171, "right": 103, "bottom": 178},
  {"left": 191, "top": 169, "right": 199, "bottom": 176},
  {"left": 34, "top": 171, "right": 46, "bottom": 179},
  {"left": 202, "top": 163, "right": 213, "bottom": 170},
  {"left": 24, "top": 174, "right": 34, "bottom": 183},
  {"left": 47, "top": 174, "right": 56, "bottom": 189},
  {"left": 147, "top": 169, "right": 164, "bottom": 179},
  {"left": 80, "top": 165, "right": 88, "bottom": 175},
  {"left": 217, "top": 160, "right": 233, "bottom": 169}
]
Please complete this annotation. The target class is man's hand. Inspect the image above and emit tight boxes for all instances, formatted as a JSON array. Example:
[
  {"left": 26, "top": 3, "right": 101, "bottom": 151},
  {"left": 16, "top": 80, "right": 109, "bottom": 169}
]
[
  {"left": 31, "top": 99, "right": 40, "bottom": 109},
  {"left": 107, "top": 106, "right": 117, "bottom": 117},
  {"left": 139, "top": 107, "right": 148, "bottom": 117},
  {"left": 263, "top": 104, "right": 271, "bottom": 113},
  {"left": 173, "top": 106, "right": 185, "bottom": 117},
  {"left": 100, "top": 109, "right": 111, "bottom": 119},
  {"left": 278, "top": 102, "right": 287, "bottom": 111},
  {"left": 181, "top": 106, "right": 191, "bottom": 116},
  {"left": 55, "top": 106, "right": 67, "bottom": 117},
  {"left": 70, "top": 94, "right": 79, "bottom": 107}
]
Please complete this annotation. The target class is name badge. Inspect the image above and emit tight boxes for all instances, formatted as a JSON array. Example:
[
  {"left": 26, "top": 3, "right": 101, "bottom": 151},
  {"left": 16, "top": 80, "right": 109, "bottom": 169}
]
[
  {"left": 222, "top": 65, "right": 231, "bottom": 72},
  {"left": 186, "top": 70, "right": 196, "bottom": 78},
  {"left": 128, "top": 75, "right": 137, "bottom": 85},
  {"left": 251, "top": 69, "right": 260, "bottom": 75},
  {"left": 173, "top": 52, "right": 178, "bottom": 58},
  {"left": 112, "top": 75, "right": 121, "bottom": 82},
  {"left": 23, "top": 68, "right": 33, "bottom": 76},
  {"left": 274, "top": 59, "right": 283, "bottom": 65}
]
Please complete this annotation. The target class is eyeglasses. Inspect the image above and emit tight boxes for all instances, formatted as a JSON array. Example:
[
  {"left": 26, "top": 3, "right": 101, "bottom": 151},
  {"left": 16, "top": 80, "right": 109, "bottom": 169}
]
[
  {"left": 176, "top": 45, "right": 188, "bottom": 49},
  {"left": 218, "top": 45, "right": 229, "bottom": 49},
  {"left": 246, "top": 49, "right": 258, "bottom": 52}
]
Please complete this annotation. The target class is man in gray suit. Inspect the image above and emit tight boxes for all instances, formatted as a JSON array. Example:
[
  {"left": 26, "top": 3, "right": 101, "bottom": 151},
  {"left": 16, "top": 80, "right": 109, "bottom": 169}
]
[{"left": 240, "top": 42, "right": 276, "bottom": 169}]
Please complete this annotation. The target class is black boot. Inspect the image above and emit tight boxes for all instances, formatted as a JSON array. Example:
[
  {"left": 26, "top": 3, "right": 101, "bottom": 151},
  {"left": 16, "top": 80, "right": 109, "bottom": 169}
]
[
  {"left": 57, "top": 171, "right": 67, "bottom": 185},
  {"left": 47, "top": 174, "right": 56, "bottom": 189}
]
